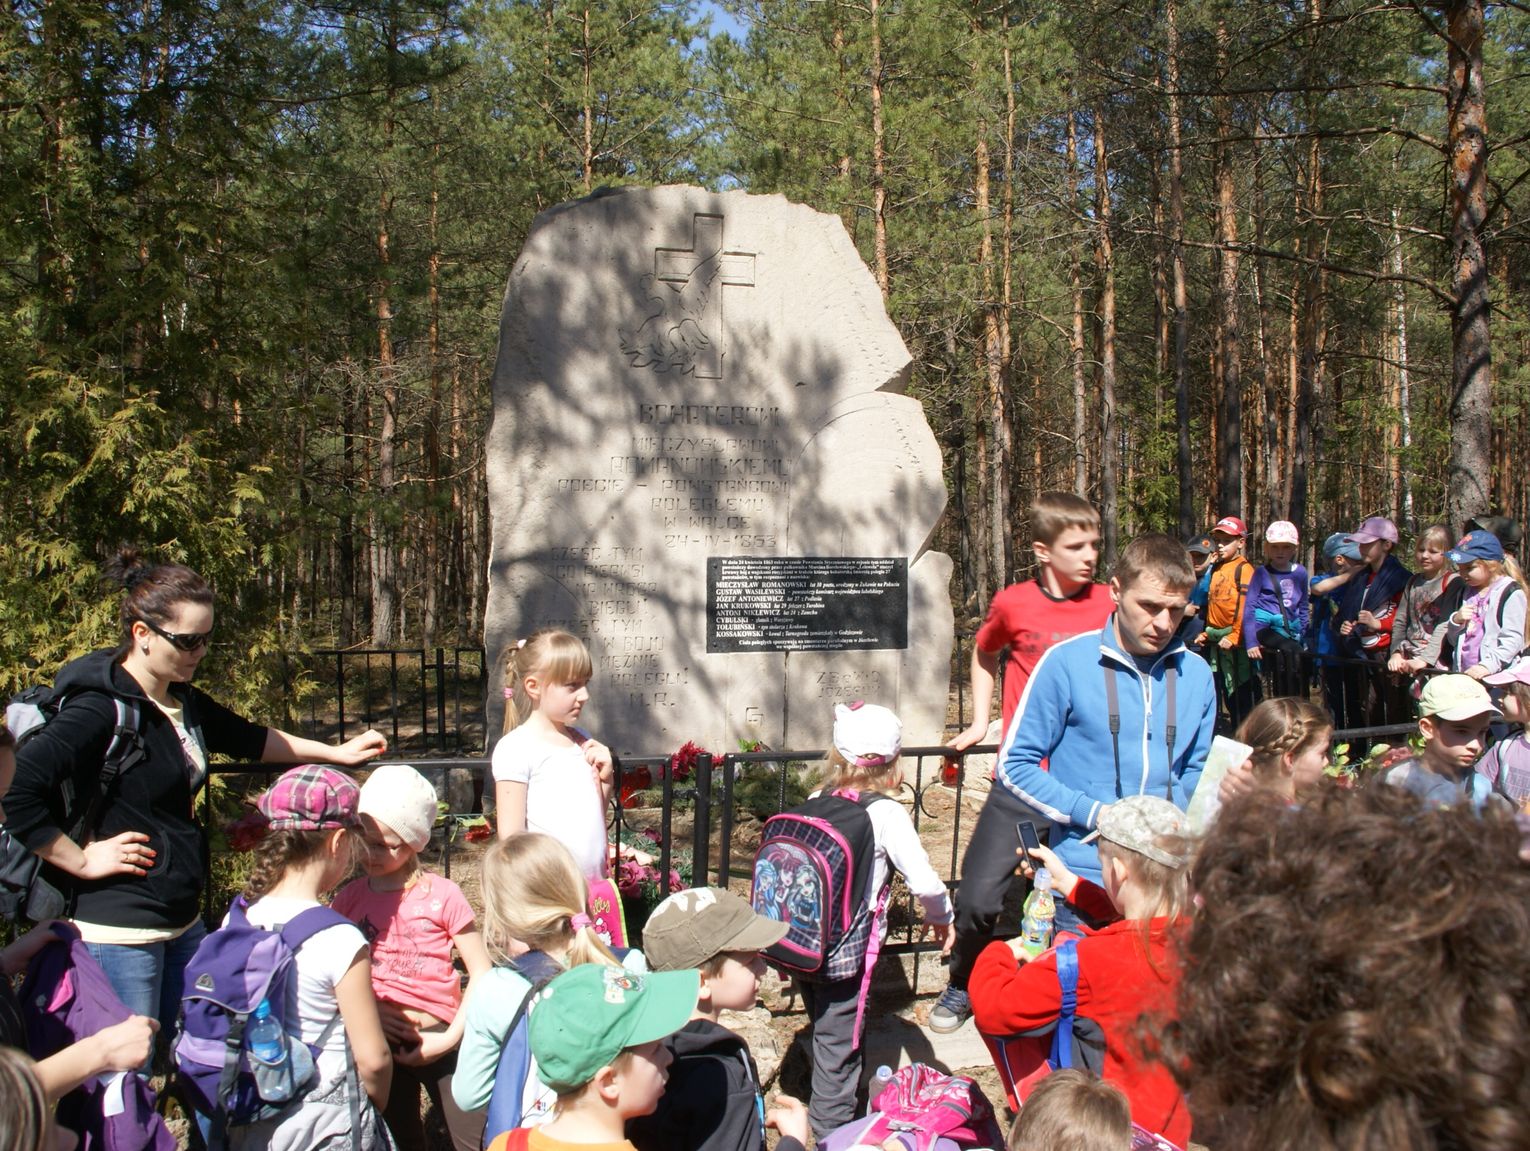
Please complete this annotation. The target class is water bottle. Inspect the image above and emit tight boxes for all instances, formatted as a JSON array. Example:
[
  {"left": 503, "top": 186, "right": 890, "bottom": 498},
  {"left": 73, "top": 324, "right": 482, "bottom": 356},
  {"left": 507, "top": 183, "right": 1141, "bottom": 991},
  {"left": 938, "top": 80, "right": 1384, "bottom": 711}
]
[
  {"left": 246, "top": 999, "right": 294, "bottom": 1103},
  {"left": 872, "top": 1064, "right": 894, "bottom": 1087},
  {"left": 1018, "top": 868, "right": 1056, "bottom": 959}
]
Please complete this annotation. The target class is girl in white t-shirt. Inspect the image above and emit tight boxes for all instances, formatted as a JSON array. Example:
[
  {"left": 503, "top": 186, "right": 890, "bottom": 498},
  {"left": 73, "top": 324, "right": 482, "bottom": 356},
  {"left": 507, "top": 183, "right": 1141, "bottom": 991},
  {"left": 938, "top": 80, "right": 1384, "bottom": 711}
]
[
  {"left": 490, "top": 630, "right": 614, "bottom": 879},
  {"left": 232, "top": 766, "right": 393, "bottom": 1151}
]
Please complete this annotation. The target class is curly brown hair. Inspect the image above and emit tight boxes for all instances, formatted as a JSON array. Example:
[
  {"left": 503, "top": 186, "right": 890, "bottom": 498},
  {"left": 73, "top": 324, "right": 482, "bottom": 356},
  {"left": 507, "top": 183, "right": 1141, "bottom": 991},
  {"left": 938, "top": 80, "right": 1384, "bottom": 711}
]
[{"left": 1165, "top": 786, "right": 1530, "bottom": 1150}]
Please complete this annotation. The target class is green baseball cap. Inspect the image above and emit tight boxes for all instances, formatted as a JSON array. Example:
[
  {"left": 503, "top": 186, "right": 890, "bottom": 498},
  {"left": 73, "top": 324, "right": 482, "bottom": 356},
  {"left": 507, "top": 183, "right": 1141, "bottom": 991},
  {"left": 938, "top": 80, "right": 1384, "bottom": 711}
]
[{"left": 528, "top": 963, "right": 699, "bottom": 1092}]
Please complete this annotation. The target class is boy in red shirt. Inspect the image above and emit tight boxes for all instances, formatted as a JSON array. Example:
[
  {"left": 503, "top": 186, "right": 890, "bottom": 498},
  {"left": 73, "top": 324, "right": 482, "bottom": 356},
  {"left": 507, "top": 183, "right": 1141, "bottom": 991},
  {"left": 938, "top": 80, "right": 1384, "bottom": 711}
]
[{"left": 933, "top": 493, "right": 1113, "bottom": 1033}]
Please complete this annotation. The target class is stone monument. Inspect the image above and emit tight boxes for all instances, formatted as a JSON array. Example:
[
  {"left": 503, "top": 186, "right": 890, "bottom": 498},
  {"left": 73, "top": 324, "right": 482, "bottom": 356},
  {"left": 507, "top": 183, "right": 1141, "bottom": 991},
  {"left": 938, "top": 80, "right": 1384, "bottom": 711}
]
[{"left": 484, "top": 186, "right": 953, "bottom": 755}]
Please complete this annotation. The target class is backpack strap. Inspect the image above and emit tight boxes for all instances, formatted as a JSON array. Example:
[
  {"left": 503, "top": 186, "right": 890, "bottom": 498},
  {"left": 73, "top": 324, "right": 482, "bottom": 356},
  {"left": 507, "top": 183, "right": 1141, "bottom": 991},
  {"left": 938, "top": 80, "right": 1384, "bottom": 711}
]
[
  {"left": 1492, "top": 743, "right": 1513, "bottom": 802},
  {"left": 62, "top": 694, "right": 146, "bottom": 843},
  {"left": 1496, "top": 582, "right": 1523, "bottom": 629},
  {"left": 1163, "top": 664, "right": 1177, "bottom": 800},
  {"left": 1104, "top": 662, "right": 1123, "bottom": 800},
  {"left": 277, "top": 905, "right": 353, "bottom": 953},
  {"left": 1103, "top": 660, "right": 1176, "bottom": 800},
  {"left": 1049, "top": 938, "right": 1081, "bottom": 1071},
  {"left": 1263, "top": 566, "right": 1295, "bottom": 629},
  {"left": 483, "top": 968, "right": 559, "bottom": 1143}
]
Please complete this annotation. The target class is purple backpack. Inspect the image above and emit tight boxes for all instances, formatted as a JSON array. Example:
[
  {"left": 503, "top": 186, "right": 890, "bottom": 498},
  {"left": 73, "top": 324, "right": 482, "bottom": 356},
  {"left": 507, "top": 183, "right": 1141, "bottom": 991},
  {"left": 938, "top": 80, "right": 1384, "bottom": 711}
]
[
  {"left": 19, "top": 924, "right": 177, "bottom": 1151},
  {"left": 175, "top": 896, "right": 356, "bottom": 1147}
]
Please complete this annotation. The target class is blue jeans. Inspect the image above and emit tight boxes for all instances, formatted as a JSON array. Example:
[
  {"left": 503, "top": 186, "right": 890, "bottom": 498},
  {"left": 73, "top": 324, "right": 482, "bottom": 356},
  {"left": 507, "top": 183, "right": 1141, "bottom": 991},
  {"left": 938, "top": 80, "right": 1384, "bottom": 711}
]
[{"left": 86, "top": 919, "right": 208, "bottom": 1072}]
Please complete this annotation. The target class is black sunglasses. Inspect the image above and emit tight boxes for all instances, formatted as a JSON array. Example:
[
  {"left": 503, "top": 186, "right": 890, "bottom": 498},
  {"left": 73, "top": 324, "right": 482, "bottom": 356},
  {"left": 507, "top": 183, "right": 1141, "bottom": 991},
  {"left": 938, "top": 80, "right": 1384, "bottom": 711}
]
[{"left": 142, "top": 618, "right": 212, "bottom": 653}]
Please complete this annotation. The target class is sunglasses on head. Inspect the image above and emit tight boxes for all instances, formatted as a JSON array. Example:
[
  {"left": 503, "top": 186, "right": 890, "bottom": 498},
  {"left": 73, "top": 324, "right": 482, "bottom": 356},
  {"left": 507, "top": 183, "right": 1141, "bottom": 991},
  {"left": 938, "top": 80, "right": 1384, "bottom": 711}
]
[{"left": 142, "top": 618, "right": 212, "bottom": 653}]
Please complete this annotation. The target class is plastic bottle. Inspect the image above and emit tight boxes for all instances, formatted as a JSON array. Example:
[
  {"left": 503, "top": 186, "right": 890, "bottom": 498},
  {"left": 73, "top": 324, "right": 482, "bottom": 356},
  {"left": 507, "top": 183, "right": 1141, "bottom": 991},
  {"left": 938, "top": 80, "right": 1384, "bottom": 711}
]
[
  {"left": 246, "top": 999, "right": 294, "bottom": 1102},
  {"left": 1017, "top": 868, "right": 1056, "bottom": 959},
  {"left": 872, "top": 1064, "right": 894, "bottom": 1087}
]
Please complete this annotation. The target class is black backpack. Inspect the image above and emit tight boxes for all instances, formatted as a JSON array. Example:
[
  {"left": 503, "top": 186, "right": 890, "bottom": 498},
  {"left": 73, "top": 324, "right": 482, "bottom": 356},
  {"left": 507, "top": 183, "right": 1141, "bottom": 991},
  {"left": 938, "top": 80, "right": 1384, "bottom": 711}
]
[{"left": 0, "top": 687, "right": 145, "bottom": 922}]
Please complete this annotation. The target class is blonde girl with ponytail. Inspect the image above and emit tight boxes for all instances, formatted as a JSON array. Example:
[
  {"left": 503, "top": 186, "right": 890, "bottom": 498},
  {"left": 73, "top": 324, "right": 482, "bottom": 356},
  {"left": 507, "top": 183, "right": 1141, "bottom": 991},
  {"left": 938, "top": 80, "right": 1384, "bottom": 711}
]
[
  {"left": 489, "top": 630, "right": 615, "bottom": 883},
  {"left": 451, "top": 833, "right": 637, "bottom": 1135}
]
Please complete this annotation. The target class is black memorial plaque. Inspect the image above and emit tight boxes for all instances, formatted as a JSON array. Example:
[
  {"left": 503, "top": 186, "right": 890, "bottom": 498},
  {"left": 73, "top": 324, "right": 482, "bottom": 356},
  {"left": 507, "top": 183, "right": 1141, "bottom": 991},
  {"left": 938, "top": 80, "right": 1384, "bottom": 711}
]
[{"left": 707, "top": 557, "right": 908, "bottom": 653}]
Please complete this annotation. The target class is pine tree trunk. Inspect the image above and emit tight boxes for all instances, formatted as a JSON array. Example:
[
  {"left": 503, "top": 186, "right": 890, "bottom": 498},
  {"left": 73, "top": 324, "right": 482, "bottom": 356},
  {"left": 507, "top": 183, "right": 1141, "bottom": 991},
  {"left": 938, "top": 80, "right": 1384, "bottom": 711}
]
[
  {"left": 1095, "top": 105, "right": 1119, "bottom": 567},
  {"left": 1166, "top": 0, "right": 1193, "bottom": 534},
  {"left": 869, "top": 0, "right": 889, "bottom": 297},
  {"left": 1068, "top": 106, "right": 1088, "bottom": 497},
  {"left": 1214, "top": 18, "right": 1243, "bottom": 519},
  {"left": 975, "top": 87, "right": 1010, "bottom": 586},
  {"left": 1442, "top": 0, "right": 1492, "bottom": 531}
]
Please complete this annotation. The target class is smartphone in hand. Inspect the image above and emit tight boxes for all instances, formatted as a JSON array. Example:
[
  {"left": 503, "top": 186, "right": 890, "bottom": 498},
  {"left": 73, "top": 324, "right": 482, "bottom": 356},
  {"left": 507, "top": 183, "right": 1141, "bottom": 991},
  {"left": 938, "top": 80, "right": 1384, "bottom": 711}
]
[{"left": 1016, "top": 820, "right": 1042, "bottom": 861}]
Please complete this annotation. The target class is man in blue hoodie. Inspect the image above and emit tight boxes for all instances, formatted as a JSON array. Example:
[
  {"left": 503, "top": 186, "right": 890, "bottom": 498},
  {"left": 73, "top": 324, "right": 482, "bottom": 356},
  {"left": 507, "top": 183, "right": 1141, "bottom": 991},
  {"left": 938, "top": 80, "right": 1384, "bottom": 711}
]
[{"left": 995, "top": 533, "right": 1217, "bottom": 929}]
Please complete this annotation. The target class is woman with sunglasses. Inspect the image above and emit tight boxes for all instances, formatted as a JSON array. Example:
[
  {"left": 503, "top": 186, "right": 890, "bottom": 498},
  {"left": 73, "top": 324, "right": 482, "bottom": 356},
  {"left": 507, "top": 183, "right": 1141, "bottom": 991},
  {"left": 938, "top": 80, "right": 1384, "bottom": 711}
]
[{"left": 5, "top": 548, "right": 387, "bottom": 1047}]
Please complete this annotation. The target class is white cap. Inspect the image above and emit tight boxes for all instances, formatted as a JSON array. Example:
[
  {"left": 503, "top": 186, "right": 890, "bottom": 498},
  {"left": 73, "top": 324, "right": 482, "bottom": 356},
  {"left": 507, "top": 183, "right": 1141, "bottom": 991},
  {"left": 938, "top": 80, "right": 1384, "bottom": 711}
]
[
  {"left": 832, "top": 702, "right": 902, "bottom": 767},
  {"left": 357, "top": 764, "right": 438, "bottom": 852}
]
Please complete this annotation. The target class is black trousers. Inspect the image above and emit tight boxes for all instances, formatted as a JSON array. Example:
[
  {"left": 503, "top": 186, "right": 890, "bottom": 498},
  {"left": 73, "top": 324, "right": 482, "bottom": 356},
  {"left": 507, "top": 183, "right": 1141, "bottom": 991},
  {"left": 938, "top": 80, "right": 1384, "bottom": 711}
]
[{"left": 946, "top": 786, "right": 1044, "bottom": 992}]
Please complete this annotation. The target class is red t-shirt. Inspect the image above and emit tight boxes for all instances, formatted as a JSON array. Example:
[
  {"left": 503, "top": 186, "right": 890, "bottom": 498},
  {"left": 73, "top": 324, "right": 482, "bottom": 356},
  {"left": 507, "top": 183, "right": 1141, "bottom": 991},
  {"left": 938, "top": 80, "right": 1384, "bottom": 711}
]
[{"left": 975, "top": 581, "right": 1115, "bottom": 730}]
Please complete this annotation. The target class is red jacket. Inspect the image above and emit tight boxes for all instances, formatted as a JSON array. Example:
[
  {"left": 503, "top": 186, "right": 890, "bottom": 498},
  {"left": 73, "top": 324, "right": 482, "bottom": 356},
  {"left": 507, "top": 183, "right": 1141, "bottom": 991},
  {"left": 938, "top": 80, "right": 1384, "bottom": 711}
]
[{"left": 968, "top": 884, "right": 1189, "bottom": 1147}]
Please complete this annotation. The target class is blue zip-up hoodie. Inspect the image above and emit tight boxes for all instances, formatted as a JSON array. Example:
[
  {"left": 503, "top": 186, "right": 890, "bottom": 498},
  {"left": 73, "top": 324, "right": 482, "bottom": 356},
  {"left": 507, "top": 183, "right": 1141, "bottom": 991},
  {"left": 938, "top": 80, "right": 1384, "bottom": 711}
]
[{"left": 996, "top": 616, "right": 1217, "bottom": 885}]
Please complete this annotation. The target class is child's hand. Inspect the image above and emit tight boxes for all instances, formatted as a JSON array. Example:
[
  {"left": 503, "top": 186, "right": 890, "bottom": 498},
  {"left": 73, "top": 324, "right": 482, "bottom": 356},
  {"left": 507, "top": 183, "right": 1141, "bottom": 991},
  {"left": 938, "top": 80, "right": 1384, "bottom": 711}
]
[
  {"left": 1387, "top": 652, "right": 1406, "bottom": 673},
  {"left": 1218, "top": 758, "right": 1259, "bottom": 803},
  {"left": 376, "top": 1002, "right": 423, "bottom": 1051},
  {"left": 1217, "top": 634, "right": 1235, "bottom": 650},
  {"left": 1004, "top": 936, "right": 1033, "bottom": 963},
  {"left": 615, "top": 841, "right": 655, "bottom": 867},
  {"left": 92, "top": 1015, "right": 158, "bottom": 1073},
  {"left": 1247, "top": 645, "right": 1263, "bottom": 661},
  {"left": 582, "top": 739, "right": 613, "bottom": 775},
  {"left": 925, "top": 920, "right": 955, "bottom": 956},
  {"left": 394, "top": 1029, "right": 455, "bottom": 1067},
  {"left": 1340, "top": 620, "right": 1355, "bottom": 636},
  {"left": 1357, "top": 610, "right": 1380, "bottom": 629},
  {"left": 765, "top": 1094, "right": 809, "bottom": 1145},
  {"left": 1015, "top": 842, "right": 1076, "bottom": 897}
]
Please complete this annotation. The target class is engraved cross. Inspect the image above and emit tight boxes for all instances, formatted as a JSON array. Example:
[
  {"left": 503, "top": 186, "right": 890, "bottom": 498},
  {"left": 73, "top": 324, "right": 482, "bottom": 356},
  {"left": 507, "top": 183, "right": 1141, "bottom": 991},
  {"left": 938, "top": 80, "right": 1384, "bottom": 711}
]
[{"left": 654, "top": 213, "right": 756, "bottom": 379}]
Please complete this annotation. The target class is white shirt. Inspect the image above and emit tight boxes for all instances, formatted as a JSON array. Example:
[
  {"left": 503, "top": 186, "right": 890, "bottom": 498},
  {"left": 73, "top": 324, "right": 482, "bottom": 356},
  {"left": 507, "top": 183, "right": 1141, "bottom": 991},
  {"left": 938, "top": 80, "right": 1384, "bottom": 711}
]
[
  {"left": 491, "top": 726, "right": 608, "bottom": 879},
  {"left": 234, "top": 895, "right": 368, "bottom": 1087}
]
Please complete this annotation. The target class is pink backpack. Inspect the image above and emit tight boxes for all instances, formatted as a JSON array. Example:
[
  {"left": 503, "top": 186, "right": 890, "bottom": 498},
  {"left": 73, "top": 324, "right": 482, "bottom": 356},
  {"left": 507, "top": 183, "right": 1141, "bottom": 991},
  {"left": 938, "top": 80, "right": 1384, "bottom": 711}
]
[{"left": 818, "top": 1063, "right": 1003, "bottom": 1151}]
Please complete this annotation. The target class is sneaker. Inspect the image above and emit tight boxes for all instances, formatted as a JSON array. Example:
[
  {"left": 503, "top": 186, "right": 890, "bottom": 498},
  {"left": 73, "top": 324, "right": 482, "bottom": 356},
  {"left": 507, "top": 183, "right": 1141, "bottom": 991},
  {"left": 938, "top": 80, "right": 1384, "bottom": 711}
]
[{"left": 927, "top": 986, "right": 971, "bottom": 1033}]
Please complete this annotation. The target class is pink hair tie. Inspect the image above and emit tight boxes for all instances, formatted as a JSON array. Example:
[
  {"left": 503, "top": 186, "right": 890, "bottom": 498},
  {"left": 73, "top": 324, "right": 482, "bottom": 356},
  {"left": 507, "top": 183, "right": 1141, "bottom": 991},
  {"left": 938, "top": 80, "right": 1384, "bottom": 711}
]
[
  {"left": 570, "top": 913, "right": 593, "bottom": 932},
  {"left": 503, "top": 686, "right": 513, "bottom": 699}
]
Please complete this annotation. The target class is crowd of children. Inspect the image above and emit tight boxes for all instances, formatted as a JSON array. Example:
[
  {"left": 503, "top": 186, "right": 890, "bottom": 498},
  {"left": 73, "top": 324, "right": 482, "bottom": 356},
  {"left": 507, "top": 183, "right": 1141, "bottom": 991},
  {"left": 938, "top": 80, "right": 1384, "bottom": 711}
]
[{"left": 2, "top": 508, "right": 1529, "bottom": 1151}]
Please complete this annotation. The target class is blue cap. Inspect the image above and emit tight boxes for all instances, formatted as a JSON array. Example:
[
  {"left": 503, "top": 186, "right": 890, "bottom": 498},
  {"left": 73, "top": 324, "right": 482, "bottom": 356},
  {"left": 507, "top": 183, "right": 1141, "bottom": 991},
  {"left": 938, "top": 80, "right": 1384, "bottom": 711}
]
[
  {"left": 1323, "top": 532, "right": 1361, "bottom": 562},
  {"left": 1447, "top": 529, "right": 1505, "bottom": 565}
]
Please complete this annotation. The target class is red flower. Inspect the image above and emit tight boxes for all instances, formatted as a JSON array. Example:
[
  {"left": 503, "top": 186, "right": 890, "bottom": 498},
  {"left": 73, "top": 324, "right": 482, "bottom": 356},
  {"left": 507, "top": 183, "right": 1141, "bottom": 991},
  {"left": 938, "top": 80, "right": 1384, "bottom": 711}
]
[
  {"left": 464, "top": 822, "right": 494, "bottom": 843},
  {"left": 626, "top": 765, "right": 653, "bottom": 791},
  {"left": 619, "top": 784, "right": 642, "bottom": 810},
  {"left": 224, "top": 810, "right": 270, "bottom": 852}
]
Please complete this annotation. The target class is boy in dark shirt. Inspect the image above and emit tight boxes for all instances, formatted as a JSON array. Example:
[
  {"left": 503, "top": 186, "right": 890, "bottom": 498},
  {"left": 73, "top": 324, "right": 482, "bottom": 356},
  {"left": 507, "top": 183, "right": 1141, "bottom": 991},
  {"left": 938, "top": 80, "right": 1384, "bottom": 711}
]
[{"left": 627, "top": 888, "right": 808, "bottom": 1151}]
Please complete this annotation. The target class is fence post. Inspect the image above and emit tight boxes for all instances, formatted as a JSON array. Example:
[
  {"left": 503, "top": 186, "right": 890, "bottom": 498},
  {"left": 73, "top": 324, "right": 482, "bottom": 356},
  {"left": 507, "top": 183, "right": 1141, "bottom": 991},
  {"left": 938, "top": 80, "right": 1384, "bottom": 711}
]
[
  {"left": 659, "top": 766, "right": 674, "bottom": 897},
  {"left": 692, "top": 753, "right": 713, "bottom": 888},
  {"left": 436, "top": 648, "right": 448, "bottom": 754},
  {"left": 717, "top": 755, "right": 737, "bottom": 888},
  {"left": 335, "top": 651, "right": 347, "bottom": 742}
]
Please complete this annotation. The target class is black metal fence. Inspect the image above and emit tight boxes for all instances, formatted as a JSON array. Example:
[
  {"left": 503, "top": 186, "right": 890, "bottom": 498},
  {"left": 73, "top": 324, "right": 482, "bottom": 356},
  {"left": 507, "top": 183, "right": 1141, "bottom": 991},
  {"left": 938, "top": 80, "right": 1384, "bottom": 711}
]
[
  {"left": 282, "top": 647, "right": 489, "bottom": 754},
  {"left": 206, "top": 641, "right": 1424, "bottom": 983}
]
